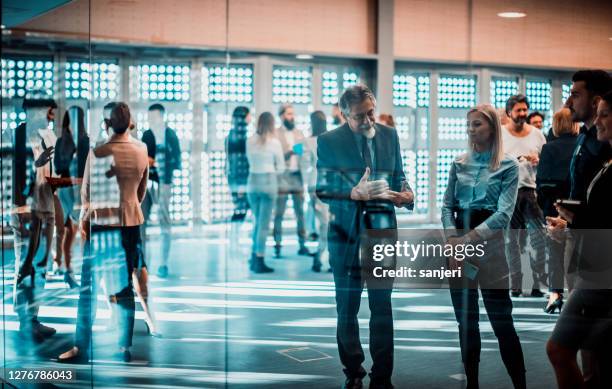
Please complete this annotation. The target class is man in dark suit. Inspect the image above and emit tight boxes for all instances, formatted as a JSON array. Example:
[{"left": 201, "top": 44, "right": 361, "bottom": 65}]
[{"left": 316, "top": 85, "right": 414, "bottom": 389}]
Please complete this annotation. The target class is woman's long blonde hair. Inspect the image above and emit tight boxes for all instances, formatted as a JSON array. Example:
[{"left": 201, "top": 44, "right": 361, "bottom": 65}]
[{"left": 466, "top": 104, "right": 505, "bottom": 171}]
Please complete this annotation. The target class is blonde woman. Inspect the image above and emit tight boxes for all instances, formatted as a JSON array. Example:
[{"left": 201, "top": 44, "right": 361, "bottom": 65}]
[
  {"left": 246, "top": 112, "right": 285, "bottom": 273},
  {"left": 441, "top": 104, "right": 526, "bottom": 389}
]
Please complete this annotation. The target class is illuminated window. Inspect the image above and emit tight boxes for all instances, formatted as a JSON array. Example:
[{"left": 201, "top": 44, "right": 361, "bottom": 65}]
[
  {"left": 526, "top": 79, "right": 552, "bottom": 128},
  {"left": 202, "top": 64, "right": 253, "bottom": 103},
  {"left": 562, "top": 83, "right": 571, "bottom": 105},
  {"left": 490, "top": 77, "right": 518, "bottom": 108},
  {"left": 272, "top": 65, "right": 312, "bottom": 104},
  {"left": 436, "top": 148, "right": 465, "bottom": 209},
  {"left": 438, "top": 117, "right": 467, "bottom": 141},
  {"left": 401, "top": 149, "right": 429, "bottom": 213},
  {"left": 438, "top": 75, "right": 476, "bottom": 108},
  {"left": 129, "top": 63, "right": 190, "bottom": 102},
  {"left": 65, "top": 60, "right": 120, "bottom": 100},
  {"left": 1, "top": 58, "right": 54, "bottom": 98},
  {"left": 207, "top": 151, "right": 233, "bottom": 221},
  {"left": 393, "top": 73, "right": 429, "bottom": 108}
]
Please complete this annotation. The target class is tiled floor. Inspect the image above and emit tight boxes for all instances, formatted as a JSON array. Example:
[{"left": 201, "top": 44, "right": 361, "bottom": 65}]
[{"left": 1, "top": 224, "right": 560, "bottom": 388}]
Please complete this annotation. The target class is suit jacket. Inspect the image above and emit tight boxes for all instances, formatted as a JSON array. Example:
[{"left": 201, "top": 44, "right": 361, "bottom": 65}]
[
  {"left": 316, "top": 123, "right": 412, "bottom": 268},
  {"left": 570, "top": 124, "right": 612, "bottom": 201},
  {"left": 91, "top": 133, "right": 149, "bottom": 227},
  {"left": 536, "top": 133, "right": 577, "bottom": 217},
  {"left": 274, "top": 125, "right": 305, "bottom": 168},
  {"left": 141, "top": 127, "right": 181, "bottom": 184}
]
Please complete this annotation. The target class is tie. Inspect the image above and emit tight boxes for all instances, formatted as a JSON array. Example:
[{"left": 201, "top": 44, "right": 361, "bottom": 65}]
[{"left": 362, "top": 135, "right": 373, "bottom": 170}]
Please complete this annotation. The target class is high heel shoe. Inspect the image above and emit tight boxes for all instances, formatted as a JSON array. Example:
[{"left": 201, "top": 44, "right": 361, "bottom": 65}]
[
  {"left": 144, "top": 320, "right": 162, "bottom": 338},
  {"left": 544, "top": 298, "right": 564, "bottom": 314},
  {"left": 64, "top": 270, "right": 79, "bottom": 289}
]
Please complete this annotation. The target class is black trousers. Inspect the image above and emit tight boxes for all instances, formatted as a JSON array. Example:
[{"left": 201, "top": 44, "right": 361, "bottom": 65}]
[
  {"left": 115, "top": 226, "right": 140, "bottom": 348},
  {"left": 450, "top": 209, "right": 526, "bottom": 388},
  {"left": 333, "top": 268, "right": 393, "bottom": 380}
]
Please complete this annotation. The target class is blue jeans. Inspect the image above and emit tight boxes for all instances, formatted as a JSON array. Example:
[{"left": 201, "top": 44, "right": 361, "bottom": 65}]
[{"left": 247, "top": 173, "right": 278, "bottom": 256}]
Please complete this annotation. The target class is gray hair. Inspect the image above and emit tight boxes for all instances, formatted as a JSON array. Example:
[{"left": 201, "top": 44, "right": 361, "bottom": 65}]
[{"left": 338, "top": 84, "right": 376, "bottom": 116}]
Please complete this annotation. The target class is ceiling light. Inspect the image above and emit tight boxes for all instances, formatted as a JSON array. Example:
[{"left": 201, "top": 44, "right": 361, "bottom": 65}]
[
  {"left": 497, "top": 12, "right": 526, "bottom": 18},
  {"left": 296, "top": 54, "right": 313, "bottom": 60}
]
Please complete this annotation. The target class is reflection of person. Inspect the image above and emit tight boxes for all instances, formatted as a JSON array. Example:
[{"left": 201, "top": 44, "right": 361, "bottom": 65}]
[
  {"left": 502, "top": 94, "right": 547, "bottom": 297},
  {"left": 141, "top": 103, "right": 181, "bottom": 278},
  {"left": 53, "top": 106, "right": 89, "bottom": 288},
  {"left": 93, "top": 102, "right": 149, "bottom": 362},
  {"left": 536, "top": 108, "right": 578, "bottom": 313},
  {"left": 377, "top": 113, "right": 395, "bottom": 128},
  {"left": 226, "top": 106, "right": 251, "bottom": 222},
  {"left": 331, "top": 103, "right": 345, "bottom": 126},
  {"left": 316, "top": 85, "right": 413, "bottom": 389},
  {"left": 441, "top": 104, "right": 526, "bottom": 389},
  {"left": 12, "top": 97, "right": 58, "bottom": 343},
  {"left": 246, "top": 112, "right": 285, "bottom": 273},
  {"left": 546, "top": 91, "right": 612, "bottom": 389},
  {"left": 272, "top": 103, "right": 308, "bottom": 257},
  {"left": 59, "top": 104, "right": 151, "bottom": 363},
  {"left": 302, "top": 110, "right": 329, "bottom": 272}
]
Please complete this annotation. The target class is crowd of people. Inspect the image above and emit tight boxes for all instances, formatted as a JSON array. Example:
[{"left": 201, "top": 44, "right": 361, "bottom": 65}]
[{"left": 8, "top": 68, "right": 612, "bottom": 389}]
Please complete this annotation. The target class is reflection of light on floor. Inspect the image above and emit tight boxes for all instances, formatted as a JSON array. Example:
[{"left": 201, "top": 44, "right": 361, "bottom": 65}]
[
  {"left": 178, "top": 337, "right": 338, "bottom": 349},
  {"left": 273, "top": 318, "right": 557, "bottom": 333},
  {"left": 3, "top": 304, "right": 239, "bottom": 323},
  {"left": 0, "top": 320, "right": 105, "bottom": 334},
  {"left": 157, "top": 284, "right": 432, "bottom": 299},
  {"left": 397, "top": 305, "right": 562, "bottom": 317}
]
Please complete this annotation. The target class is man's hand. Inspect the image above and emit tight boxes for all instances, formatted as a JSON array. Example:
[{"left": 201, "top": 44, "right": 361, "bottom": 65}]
[
  {"left": 350, "top": 167, "right": 392, "bottom": 201},
  {"left": 554, "top": 204, "right": 575, "bottom": 224},
  {"left": 523, "top": 153, "right": 539, "bottom": 167},
  {"left": 546, "top": 216, "right": 568, "bottom": 242},
  {"left": 35, "top": 146, "right": 54, "bottom": 167},
  {"left": 386, "top": 190, "right": 414, "bottom": 207},
  {"left": 148, "top": 157, "right": 156, "bottom": 167}
]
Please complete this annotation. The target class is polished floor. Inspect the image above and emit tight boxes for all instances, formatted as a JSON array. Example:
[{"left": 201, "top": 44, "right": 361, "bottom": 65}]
[{"left": 1, "top": 222, "right": 560, "bottom": 388}]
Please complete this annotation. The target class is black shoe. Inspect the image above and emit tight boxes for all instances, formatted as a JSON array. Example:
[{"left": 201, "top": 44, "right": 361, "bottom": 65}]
[
  {"left": 32, "top": 320, "right": 56, "bottom": 338},
  {"left": 274, "top": 245, "right": 282, "bottom": 258},
  {"left": 511, "top": 289, "right": 522, "bottom": 297},
  {"left": 544, "top": 298, "right": 564, "bottom": 314},
  {"left": 119, "top": 349, "right": 131, "bottom": 362},
  {"left": 252, "top": 256, "right": 274, "bottom": 273},
  {"left": 297, "top": 246, "right": 310, "bottom": 256},
  {"left": 531, "top": 288, "right": 545, "bottom": 298},
  {"left": 369, "top": 378, "right": 394, "bottom": 389},
  {"left": 343, "top": 377, "right": 363, "bottom": 389},
  {"left": 157, "top": 265, "right": 168, "bottom": 278},
  {"left": 312, "top": 253, "right": 322, "bottom": 272}
]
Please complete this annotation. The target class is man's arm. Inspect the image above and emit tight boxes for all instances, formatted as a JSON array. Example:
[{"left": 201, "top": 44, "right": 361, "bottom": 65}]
[{"left": 315, "top": 135, "right": 353, "bottom": 203}]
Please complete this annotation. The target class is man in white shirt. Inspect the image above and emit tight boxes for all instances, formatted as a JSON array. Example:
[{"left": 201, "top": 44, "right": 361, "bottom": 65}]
[
  {"left": 502, "top": 94, "right": 547, "bottom": 297},
  {"left": 272, "top": 104, "right": 308, "bottom": 257},
  {"left": 13, "top": 97, "right": 58, "bottom": 343}
]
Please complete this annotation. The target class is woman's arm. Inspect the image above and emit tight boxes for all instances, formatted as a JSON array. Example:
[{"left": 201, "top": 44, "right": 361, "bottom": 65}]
[
  {"left": 473, "top": 162, "right": 519, "bottom": 240},
  {"left": 441, "top": 161, "right": 458, "bottom": 232}
]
